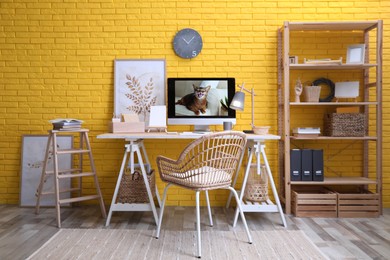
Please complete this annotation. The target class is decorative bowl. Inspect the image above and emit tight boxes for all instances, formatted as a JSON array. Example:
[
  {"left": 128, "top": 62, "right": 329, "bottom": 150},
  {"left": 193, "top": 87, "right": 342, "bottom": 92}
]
[{"left": 252, "top": 126, "right": 270, "bottom": 135}]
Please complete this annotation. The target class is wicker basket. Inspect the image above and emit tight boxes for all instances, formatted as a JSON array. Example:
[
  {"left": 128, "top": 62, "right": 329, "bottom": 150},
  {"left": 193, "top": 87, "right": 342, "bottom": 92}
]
[
  {"left": 244, "top": 164, "right": 269, "bottom": 202},
  {"left": 303, "top": 85, "right": 321, "bottom": 102},
  {"left": 117, "top": 167, "right": 155, "bottom": 204},
  {"left": 324, "top": 113, "right": 366, "bottom": 137}
]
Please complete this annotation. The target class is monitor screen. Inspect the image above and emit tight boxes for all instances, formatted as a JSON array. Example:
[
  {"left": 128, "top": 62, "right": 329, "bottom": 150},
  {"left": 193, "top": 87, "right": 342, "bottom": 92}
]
[{"left": 167, "top": 78, "right": 236, "bottom": 131}]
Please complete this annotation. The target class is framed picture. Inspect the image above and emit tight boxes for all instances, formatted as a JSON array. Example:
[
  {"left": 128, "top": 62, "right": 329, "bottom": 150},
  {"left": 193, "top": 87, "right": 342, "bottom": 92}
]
[
  {"left": 346, "top": 44, "right": 365, "bottom": 64},
  {"left": 20, "top": 135, "right": 73, "bottom": 207},
  {"left": 289, "top": 56, "right": 298, "bottom": 64},
  {"left": 114, "top": 59, "right": 166, "bottom": 125}
]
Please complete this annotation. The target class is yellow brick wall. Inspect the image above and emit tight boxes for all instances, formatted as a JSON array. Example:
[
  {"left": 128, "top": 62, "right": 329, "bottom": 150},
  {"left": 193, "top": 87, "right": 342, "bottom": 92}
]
[{"left": 0, "top": 0, "right": 389, "bottom": 207}]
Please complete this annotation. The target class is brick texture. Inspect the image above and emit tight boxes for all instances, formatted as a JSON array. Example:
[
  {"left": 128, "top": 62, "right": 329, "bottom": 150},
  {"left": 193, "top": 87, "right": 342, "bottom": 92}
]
[{"left": 0, "top": 0, "right": 389, "bottom": 207}]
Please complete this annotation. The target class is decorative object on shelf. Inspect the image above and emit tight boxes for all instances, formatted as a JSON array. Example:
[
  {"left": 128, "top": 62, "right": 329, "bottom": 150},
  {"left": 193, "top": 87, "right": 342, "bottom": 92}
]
[
  {"left": 230, "top": 82, "right": 257, "bottom": 133},
  {"left": 312, "top": 77, "right": 335, "bottom": 102},
  {"left": 173, "top": 28, "right": 203, "bottom": 59},
  {"left": 303, "top": 57, "right": 342, "bottom": 65},
  {"left": 346, "top": 44, "right": 365, "bottom": 64},
  {"left": 334, "top": 81, "right": 359, "bottom": 101},
  {"left": 294, "top": 77, "right": 303, "bottom": 102},
  {"left": 303, "top": 85, "right": 321, "bottom": 102},
  {"left": 114, "top": 59, "right": 166, "bottom": 126},
  {"left": 289, "top": 56, "right": 298, "bottom": 64},
  {"left": 324, "top": 113, "right": 366, "bottom": 137},
  {"left": 147, "top": 105, "right": 167, "bottom": 132}
]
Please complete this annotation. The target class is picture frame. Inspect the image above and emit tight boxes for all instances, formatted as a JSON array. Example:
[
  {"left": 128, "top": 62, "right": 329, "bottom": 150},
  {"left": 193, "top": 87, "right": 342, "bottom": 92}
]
[
  {"left": 346, "top": 44, "right": 365, "bottom": 64},
  {"left": 20, "top": 135, "right": 73, "bottom": 207},
  {"left": 289, "top": 56, "right": 298, "bottom": 64},
  {"left": 114, "top": 59, "right": 166, "bottom": 126}
]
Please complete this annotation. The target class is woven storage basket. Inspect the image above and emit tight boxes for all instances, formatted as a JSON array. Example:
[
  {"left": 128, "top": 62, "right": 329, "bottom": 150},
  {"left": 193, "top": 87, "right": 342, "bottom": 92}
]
[
  {"left": 244, "top": 164, "right": 269, "bottom": 202},
  {"left": 303, "top": 85, "right": 321, "bottom": 102},
  {"left": 118, "top": 167, "right": 155, "bottom": 203},
  {"left": 324, "top": 113, "right": 366, "bottom": 137}
]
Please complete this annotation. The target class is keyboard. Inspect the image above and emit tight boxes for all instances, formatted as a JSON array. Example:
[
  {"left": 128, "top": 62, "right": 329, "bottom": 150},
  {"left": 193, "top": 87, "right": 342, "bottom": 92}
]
[{"left": 179, "top": 131, "right": 209, "bottom": 136}]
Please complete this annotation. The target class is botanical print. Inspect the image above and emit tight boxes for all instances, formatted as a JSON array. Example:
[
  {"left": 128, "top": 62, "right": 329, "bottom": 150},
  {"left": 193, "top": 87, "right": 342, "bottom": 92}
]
[{"left": 114, "top": 59, "right": 165, "bottom": 124}]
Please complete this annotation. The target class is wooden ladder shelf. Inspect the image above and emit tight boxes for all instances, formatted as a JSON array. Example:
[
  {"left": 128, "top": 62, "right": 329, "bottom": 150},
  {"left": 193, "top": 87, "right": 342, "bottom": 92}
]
[{"left": 35, "top": 129, "right": 106, "bottom": 227}]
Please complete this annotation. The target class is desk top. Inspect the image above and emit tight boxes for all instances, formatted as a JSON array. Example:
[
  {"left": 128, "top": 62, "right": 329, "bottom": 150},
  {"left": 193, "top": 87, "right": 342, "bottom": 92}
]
[{"left": 97, "top": 132, "right": 280, "bottom": 141}]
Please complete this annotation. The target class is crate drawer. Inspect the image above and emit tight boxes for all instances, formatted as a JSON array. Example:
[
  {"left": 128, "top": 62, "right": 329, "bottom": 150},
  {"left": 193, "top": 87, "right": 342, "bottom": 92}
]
[
  {"left": 292, "top": 188, "right": 337, "bottom": 218},
  {"left": 337, "top": 191, "right": 380, "bottom": 218}
]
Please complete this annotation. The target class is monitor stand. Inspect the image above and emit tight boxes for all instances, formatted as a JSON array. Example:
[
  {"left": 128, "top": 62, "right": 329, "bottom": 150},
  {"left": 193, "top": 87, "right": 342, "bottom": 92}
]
[{"left": 193, "top": 125, "right": 211, "bottom": 132}]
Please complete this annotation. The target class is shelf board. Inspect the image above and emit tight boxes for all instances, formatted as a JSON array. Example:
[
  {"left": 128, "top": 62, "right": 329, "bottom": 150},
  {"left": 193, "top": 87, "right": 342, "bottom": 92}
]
[
  {"left": 290, "top": 102, "right": 378, "bottom": 106},
  {"left": 286, "top": 21, "right": 379, "bottom": 31},
  {"left": 291, "top": 177, "right": 377, "bottom": 185},
  {"left": 290, "top": 63, "right": 376, "bottom": 70},
  {"left": 290, "top": 136, "right": 377, "bottom": 140}
]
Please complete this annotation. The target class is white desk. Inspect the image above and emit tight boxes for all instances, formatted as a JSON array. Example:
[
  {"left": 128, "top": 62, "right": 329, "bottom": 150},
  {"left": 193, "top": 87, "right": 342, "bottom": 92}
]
[{"left": 97, "top": 132, "right": 286, "bottom": 227}]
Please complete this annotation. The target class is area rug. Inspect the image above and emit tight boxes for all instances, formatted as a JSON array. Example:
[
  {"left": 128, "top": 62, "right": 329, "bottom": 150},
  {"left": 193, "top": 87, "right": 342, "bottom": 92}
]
[{"left": 27, "top": 229, "right": 328, "bottom": 259}]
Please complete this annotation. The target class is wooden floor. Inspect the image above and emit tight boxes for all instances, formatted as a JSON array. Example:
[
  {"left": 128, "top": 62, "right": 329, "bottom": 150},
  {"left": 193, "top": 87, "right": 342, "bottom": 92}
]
[{"left": 0, "top": 204, "right": 389, "bottom": 260}]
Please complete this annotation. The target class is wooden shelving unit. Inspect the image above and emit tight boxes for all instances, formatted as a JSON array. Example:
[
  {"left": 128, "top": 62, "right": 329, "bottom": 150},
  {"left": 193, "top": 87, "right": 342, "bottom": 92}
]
[{"left": 277, "top": 21, "right": 383, "bottom": 215}]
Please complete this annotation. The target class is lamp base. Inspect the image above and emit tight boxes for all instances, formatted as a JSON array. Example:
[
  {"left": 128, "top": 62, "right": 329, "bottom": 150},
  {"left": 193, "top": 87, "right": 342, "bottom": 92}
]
[{"left": 243, "top": 130, "right": 254, "bottom": 134}]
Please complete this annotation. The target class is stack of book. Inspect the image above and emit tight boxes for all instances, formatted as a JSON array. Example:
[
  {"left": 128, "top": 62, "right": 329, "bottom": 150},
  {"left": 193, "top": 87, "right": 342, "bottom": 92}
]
[{"left": 50, "top": 118, "right": 83, "bottom": 131}]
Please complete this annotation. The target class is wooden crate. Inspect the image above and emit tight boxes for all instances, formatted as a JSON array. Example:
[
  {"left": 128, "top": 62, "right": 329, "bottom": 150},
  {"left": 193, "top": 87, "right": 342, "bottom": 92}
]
[
  {"left": 337, "top": 190, "right": 380, "bottom": 218},
  {"left": 292, "top": 188, "right": 337, "bottom": 218}
]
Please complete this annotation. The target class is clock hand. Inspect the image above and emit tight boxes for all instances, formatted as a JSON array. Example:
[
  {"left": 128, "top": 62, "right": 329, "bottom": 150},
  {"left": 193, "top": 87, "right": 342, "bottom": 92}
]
[
  {"left": 187, "top": 36, "right": 195, "bottom": 44},
  {"left": 182, "top": 37, "right": 190, "bottom": 44}
]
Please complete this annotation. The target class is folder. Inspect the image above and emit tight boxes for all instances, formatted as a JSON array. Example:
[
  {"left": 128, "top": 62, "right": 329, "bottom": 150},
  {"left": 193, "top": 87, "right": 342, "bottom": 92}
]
[
  {"left": 290, "top": 149, "right": 301, "bottom": 181},
  {"left": 301, "top": 149, "right": 313, "bottom": 181},
  {"left": 312, "top": 149, "right": 324, "bottom": 181}
]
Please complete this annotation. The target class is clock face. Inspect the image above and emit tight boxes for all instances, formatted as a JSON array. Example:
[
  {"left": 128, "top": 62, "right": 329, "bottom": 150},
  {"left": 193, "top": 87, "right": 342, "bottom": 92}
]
[{"left": 173, "top": 28, "right": 203, "bottom": 59}]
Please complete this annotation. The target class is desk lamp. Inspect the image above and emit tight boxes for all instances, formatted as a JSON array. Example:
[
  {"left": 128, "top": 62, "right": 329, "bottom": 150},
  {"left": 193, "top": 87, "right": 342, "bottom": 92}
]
[{"left": 230, "top": 83, "right": 256, "bottom": 133}]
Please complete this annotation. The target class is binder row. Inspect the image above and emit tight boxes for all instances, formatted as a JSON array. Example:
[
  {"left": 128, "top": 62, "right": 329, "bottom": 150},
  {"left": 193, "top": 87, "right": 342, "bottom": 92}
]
[{"left": 290, "top": 149, "right": 324, "bottom": 181}]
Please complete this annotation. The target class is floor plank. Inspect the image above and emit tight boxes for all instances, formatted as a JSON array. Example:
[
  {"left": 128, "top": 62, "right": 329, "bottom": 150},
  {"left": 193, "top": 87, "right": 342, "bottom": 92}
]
[{"left": 0, "top": 205, "right": 389, "bottom": 260}]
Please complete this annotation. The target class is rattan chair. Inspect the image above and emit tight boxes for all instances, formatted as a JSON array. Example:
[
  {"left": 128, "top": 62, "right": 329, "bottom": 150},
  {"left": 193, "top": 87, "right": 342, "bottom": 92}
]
[{"left": 155, "top": 131, "right": 252, "bottom": 258}]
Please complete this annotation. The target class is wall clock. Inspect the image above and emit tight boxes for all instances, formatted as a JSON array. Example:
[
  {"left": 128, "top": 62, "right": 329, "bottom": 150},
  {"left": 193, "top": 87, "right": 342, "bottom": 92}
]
[{"left": 173, "top": 28, "right": 203, "bottom": 59}]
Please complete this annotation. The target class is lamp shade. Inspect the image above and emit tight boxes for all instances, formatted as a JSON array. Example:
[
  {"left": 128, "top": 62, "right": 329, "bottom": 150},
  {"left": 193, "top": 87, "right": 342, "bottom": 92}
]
[{"left": 230, "top": 91, "right": 245, "bottom": 111}]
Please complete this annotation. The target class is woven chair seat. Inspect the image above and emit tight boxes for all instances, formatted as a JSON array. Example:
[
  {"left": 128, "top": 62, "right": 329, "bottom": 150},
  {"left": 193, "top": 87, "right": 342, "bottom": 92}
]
[{"left": 162, "top": 166, "right": 231, "bottom": 190}]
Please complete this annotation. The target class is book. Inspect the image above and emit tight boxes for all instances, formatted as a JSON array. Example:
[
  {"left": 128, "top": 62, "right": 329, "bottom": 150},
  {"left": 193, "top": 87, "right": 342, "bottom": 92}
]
[
  {"left": 50, "top": 118, "right": 83, "bottom": 130},
  {"left": 50, "top": 118, "right": 84, "bottom": 124}
]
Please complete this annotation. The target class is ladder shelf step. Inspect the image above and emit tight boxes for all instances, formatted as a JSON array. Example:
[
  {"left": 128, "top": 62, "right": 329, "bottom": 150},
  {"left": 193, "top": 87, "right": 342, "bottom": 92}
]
[
  {"left": 59, "top": 195, "right": 100, "bottom": 204},
  {"left": 58, "top": 172, "right": 95, "bottom": 179},
  {"left": 45, "top": 168, "right": 82, "bottom": 175},
  {"left": 57, "top": 149, "right": 90, "bottom": 154}
]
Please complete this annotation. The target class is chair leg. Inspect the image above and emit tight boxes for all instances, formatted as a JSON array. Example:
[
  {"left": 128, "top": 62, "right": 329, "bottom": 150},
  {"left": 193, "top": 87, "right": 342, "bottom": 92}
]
[
  {"left": 205, "top": 190, "right": 213, "bottom": 227},
  {"left": 195, "top": 191, "right": 201, "bottom": 258},
  {"left": 228, "top": 187, "right": 253, "bottom": 244},
  {"left": 155, "top": 183, "right": 171, "bottom": 239}
]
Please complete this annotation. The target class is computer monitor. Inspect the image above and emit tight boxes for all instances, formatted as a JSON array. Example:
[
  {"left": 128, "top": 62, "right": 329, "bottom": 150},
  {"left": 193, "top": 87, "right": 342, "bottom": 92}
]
[{"left": 167, "top": 77, "right": 236, "bottom": 131}]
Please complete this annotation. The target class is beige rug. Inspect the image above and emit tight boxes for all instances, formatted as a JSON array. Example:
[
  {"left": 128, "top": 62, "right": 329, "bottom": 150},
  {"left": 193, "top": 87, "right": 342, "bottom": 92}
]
[{"left": 27, "top": 229, "right": 328, "bottom": 259}]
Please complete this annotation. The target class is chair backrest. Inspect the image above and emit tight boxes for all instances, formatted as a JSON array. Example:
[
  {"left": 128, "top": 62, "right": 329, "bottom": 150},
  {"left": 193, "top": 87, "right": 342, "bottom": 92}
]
[{"left": 159, "top": 131, "right": 247, "bottom": 189}]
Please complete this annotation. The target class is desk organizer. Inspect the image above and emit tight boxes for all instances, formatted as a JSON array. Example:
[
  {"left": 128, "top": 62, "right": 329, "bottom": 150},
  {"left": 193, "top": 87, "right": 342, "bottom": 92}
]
[{"left": 109, "top": 122, "right": 145, "bottom": 133}]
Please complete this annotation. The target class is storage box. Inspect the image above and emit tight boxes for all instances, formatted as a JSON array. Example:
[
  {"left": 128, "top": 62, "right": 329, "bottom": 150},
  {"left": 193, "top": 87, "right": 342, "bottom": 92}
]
[
  {"left": 109, "top": 122, "right": 145, "bottom": 133},
  {"left": 323, "top": 113, "right": 366, "bottom": 137},
  {"left": 292, "top": 188, "right": 337, "bottom": 217},
  {"left": 336, "top": 189, "right": 380, "bottom": 218}
]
